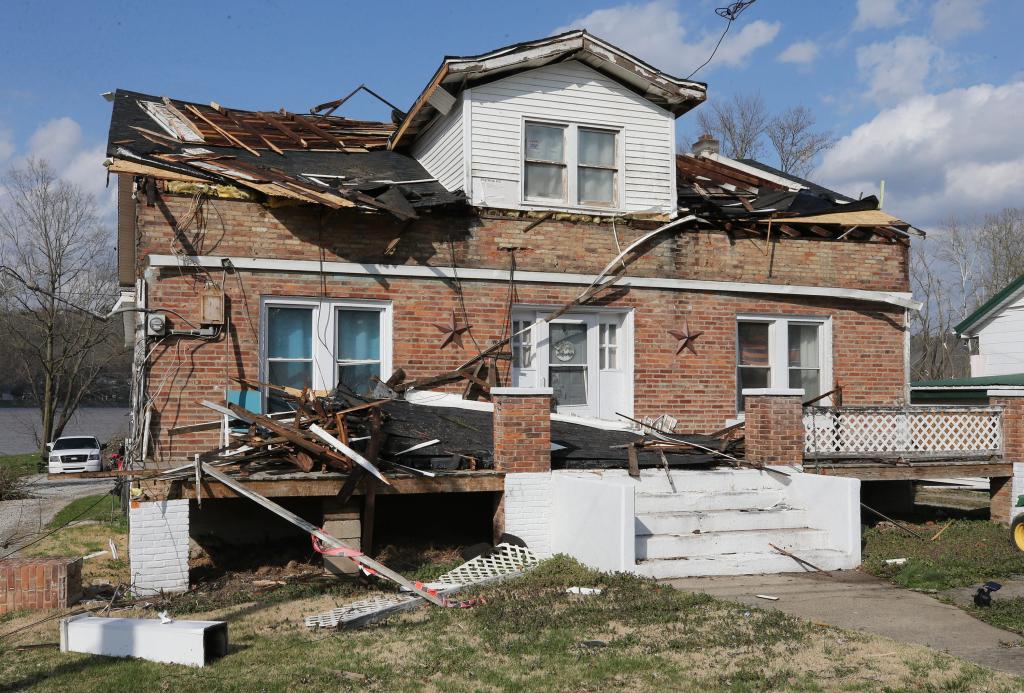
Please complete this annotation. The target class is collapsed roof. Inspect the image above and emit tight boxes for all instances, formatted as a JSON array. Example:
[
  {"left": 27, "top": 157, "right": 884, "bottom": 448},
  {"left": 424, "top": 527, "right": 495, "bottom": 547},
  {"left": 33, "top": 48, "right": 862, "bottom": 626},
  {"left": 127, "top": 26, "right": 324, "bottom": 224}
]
[
  {"left": 105, "top": 89, "right": 463, "bottom": 220},
  {"left": 676, "top": 151, "right": 922, "bottom": 243}
]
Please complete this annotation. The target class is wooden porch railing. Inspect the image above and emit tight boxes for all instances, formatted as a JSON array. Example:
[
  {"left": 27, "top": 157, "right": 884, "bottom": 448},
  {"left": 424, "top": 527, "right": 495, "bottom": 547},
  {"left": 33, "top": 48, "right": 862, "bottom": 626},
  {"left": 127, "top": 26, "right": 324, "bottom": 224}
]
[{"left": 803, "top": 405, "right": 1003, "bottom": 460}]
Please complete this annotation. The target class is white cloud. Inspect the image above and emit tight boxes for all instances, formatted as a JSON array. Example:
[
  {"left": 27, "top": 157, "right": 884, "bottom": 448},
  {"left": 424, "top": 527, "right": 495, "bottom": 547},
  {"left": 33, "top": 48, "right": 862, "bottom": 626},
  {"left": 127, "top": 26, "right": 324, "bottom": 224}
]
[
  {"left": 857, "top": 35, "right": 941, "bottom": 103},
  {"left": 777, "top": 40, "right": 819, "bottom": 65},
  {"left": 853, "top": 0, "right": 910, "bottom": 30},
  {"left": 816, "top": 80, "right": 1024, "bottom": 227},
  {"left": 931, "top": 0, "right": 986, "bottom": 40},
  {"left": 18, "top": 117, "right": 114, "bottom": 219},
  {"left": 555, "top": 1, "right": 780, "bottom": 76}
]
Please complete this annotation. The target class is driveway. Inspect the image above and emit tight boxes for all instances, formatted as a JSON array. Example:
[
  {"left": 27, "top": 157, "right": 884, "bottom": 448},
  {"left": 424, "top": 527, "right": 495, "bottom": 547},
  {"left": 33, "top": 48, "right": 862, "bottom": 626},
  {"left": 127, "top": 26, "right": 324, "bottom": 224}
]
[
  {"left": 669, "top": 571, "right": 1024, "bottom": 677},
  {"left": 0, "top": 474, "right": 118, "bottom": 555}
]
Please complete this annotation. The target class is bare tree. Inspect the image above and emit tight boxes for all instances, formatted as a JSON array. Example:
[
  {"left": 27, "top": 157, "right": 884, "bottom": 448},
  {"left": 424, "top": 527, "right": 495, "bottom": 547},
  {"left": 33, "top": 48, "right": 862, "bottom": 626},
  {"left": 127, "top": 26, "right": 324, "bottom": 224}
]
[
  {"left": 0, "top": 159, "right": 121, "bottom": 449},
  {"left": 766, "top": 106, "right": 836, "bottom": 178},
  {"left": 696, "top": 93, "right": 769, "bottom": 160},
  {"left": 977, "top": 208, "right": 1024, "bottom": 299}
]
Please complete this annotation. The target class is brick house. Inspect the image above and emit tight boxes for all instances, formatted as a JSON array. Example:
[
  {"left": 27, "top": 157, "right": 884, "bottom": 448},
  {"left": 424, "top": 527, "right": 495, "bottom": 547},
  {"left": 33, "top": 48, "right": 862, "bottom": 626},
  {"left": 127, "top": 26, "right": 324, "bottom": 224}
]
[{"left": 107, "top": 32, "right": 924, "bottom": 589}]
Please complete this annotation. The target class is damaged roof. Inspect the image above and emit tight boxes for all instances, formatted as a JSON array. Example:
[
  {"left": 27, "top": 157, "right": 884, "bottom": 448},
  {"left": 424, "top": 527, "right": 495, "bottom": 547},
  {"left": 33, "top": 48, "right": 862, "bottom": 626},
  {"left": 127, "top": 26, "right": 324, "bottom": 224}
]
[
  {"left": 390, "top": 30, "right": 708, "bottom": 150},
  {"left": 105, "top": 89, "right": 463, "bottom": 219},
  {"left": 676, "top": 152, "right": 922, "bottom": 243}
]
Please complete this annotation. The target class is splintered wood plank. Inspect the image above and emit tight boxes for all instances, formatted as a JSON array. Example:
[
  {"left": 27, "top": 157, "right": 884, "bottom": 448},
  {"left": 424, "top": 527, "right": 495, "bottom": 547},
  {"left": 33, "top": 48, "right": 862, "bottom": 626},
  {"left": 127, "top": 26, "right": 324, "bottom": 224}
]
[
  {"left": 286, "top": 112, "right": 348, "bottom": 149},
  {"left": 184, "top": 104, "right": 261, "bottom": 157},
  {"left": 212, "top": 103, "right": 285, "bottom": 155},
  {"left": 255, "top": 112, "right": 309, "bottom": 148}
]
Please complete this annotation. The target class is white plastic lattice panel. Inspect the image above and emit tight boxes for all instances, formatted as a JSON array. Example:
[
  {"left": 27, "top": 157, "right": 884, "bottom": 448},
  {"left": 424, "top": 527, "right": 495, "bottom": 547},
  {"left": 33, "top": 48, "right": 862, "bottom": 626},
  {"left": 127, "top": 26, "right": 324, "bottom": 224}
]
[
  {"left": 804, "top": 406, "right": 1002, "bottom": 457},
  {"left": 304, "top": 544, "right": 539, "bottom": 629}
]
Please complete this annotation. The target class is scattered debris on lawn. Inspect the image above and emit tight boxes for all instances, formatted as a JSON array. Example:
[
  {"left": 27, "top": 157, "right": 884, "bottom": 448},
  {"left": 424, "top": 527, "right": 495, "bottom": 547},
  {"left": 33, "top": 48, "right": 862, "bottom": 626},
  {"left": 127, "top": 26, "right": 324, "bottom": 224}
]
[
  {"left": 565, "top": 587, "right": 602, "bottom": 596},
  {"left": 304, "top": 542, "right": 539, "bottom": 629},
  {"left": 755, "top": 594, "right": 779, "bottom": 601},
  {"left": 974, "top": 581, "right": 1003, "bottom": 607},
  {"left": 60, "top": 613, "right": 227, "bottom": 667}
]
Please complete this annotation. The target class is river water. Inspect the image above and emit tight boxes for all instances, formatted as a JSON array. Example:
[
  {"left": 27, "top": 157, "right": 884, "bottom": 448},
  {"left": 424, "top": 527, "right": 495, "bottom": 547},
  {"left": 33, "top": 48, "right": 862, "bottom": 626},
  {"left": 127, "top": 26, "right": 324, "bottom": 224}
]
[{"left": 0, "top": 407, "right": 129, "bottom": 454}]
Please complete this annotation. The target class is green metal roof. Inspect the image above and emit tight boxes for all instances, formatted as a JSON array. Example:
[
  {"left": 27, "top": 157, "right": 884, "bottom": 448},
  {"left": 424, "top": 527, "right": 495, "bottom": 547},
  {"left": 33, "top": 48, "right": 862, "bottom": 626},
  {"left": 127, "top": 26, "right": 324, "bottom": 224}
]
[
  {"left": 911, "top": 373, "right": 1024, "bottom": 388},
  {"left": 955, "top": 272, "right": 1024, "bottom": 336}
]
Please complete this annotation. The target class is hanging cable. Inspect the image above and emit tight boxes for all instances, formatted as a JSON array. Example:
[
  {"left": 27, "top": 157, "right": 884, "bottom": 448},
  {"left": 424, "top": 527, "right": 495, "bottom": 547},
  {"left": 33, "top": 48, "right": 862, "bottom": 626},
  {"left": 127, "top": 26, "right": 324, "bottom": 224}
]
[{"left": 686, "top": 0, "right": 759, "bottom": 80}]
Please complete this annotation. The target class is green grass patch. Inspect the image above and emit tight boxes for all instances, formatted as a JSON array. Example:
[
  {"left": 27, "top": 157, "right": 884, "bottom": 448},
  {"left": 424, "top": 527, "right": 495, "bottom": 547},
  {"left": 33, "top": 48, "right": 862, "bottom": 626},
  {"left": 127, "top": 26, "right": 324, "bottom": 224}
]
[
  {"left": 862, "top": 519, "right": 1024, "bottom": 590},
  {"left": 969, "top": 597, "right": 1024, "bottom": 636},
  {"left": 46, "top": 494, "right": 125, "bottom": 531},
  {"left": 0, "top": 453, "right": 42, "bottom": 479}
]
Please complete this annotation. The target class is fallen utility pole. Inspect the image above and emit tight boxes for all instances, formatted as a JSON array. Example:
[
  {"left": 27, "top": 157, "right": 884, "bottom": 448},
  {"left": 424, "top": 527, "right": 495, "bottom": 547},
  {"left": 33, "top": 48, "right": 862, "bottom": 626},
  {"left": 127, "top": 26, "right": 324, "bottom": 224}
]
[{"left": 199, "top": 463, "right": 445, "bottom": 606}]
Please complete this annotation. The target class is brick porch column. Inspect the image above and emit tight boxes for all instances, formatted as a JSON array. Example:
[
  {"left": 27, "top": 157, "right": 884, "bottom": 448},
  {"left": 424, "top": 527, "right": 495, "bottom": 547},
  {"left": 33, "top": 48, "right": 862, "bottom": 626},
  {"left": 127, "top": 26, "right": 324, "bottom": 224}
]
[
  {"left": 988, "top": 394, "right": 1024, "bottom": 525},
  {"left": 743, "top": 389, "right": 805, "bottom": 468},
  {"left": 491, "top": 387, "right": 553, "bottom": 551}
]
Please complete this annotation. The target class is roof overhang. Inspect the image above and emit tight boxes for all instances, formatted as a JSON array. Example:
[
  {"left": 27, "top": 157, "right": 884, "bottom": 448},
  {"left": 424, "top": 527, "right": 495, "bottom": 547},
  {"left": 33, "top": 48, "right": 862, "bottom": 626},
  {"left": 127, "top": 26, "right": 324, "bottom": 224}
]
[
  {"left": 390, "top": 30, "right": 707, "bottom": 150},
  {"left": 955, "top": 273, "right": 1024, "bottom": 337}
]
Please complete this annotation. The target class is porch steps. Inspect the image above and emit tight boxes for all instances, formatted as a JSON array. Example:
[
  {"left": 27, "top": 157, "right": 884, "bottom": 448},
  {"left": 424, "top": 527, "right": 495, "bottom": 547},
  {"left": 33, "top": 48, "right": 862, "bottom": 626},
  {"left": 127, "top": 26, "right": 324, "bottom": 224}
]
[{"left": 631, "top": 469, "right": 848, "bottom": 578}]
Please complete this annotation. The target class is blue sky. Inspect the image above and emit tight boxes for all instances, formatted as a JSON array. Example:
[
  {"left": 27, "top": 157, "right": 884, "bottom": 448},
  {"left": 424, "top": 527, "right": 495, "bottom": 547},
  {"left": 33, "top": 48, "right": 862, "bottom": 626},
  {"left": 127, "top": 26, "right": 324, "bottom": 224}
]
[{"left": 1, "top": 0, "right": 1021, "bottom": 228}]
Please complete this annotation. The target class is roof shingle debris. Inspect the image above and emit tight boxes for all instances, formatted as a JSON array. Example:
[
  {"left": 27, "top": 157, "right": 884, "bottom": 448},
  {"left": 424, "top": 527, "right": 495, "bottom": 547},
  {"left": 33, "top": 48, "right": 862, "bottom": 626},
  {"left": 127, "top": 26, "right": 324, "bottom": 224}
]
[
  {"left": 676, "top": 152, "right": 923, "bottom": 243},
  {"left": 105, "top": 89, "right": 463, "bottom": 220}
]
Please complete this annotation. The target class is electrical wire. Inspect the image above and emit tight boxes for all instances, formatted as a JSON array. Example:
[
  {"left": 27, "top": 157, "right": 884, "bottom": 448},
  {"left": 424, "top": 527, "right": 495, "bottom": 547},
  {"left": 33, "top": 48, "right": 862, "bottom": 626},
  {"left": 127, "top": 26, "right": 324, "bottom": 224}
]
[
  {"left": 686, "top": 0, "right": 759, "bottom": 80},
  {"left": 0, "top": 486, "right": 118, "bottom": 562}
]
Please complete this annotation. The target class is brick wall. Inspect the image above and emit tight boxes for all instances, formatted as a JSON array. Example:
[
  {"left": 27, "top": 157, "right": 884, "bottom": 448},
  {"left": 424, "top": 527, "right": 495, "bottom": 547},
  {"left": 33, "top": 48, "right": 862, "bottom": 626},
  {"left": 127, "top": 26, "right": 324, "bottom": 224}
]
[
  {"left": 129, "top": 499, "right": 190, "bottom": 594},
  {"left": 132, "top": 191, "right": 909, "bottom": 467},
  {"left": 492, "top": 389, "right": 552, "bottom": 473},
  {"left": 989, "top": 397, "right": 1024, "bottom": 525},
  {"left": 744, "top": 394, "right": 805, "bottom": 466},
  {"left": 1, "top": 557, "right": 82, "bottom": 613},
  {"left": 502, "top": 473, "right": 553, "bottom": 556}
]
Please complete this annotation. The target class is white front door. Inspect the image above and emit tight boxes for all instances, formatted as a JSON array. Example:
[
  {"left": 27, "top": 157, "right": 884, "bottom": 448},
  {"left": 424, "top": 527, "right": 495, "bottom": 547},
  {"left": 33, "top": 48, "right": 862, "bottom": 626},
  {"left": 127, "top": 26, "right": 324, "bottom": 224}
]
[{"left": 511, "top": 308, "right": 630, "bottom": 420}]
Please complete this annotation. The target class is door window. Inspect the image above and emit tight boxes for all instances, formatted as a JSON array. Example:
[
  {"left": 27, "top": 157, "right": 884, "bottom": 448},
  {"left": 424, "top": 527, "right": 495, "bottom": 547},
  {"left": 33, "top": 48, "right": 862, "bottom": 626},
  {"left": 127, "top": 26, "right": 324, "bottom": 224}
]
[{"left": 549, "top": 322, "right": 589, "bottom": 406}]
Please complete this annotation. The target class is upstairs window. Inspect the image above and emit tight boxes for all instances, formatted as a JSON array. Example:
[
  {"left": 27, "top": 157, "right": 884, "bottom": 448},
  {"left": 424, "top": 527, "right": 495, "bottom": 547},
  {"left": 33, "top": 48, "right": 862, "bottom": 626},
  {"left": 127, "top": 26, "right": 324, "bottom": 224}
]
[{"left": 523, "top": 121, "right": 620, "bottom": 208}]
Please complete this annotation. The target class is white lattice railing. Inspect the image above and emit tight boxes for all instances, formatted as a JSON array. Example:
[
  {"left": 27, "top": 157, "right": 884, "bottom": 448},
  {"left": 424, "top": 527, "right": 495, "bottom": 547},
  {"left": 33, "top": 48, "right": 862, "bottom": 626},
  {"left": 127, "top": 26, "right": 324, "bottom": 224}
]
[{"left": 803, "top": 406, "right": 1003, "bottom": 459}]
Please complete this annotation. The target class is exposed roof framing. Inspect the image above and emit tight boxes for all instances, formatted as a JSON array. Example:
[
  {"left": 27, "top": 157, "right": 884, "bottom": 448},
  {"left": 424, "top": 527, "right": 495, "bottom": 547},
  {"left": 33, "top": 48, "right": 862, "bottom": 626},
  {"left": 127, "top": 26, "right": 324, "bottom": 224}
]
[{"left": 390, "top": 30, "right": 707, "bottom": 150}]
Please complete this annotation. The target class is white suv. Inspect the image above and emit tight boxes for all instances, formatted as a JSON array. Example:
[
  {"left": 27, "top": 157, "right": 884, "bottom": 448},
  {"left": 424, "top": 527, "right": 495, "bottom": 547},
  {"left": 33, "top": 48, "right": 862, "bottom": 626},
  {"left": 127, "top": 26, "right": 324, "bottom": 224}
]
[{"left": 47, "top": 436, "right": 104, "bottom": 474}]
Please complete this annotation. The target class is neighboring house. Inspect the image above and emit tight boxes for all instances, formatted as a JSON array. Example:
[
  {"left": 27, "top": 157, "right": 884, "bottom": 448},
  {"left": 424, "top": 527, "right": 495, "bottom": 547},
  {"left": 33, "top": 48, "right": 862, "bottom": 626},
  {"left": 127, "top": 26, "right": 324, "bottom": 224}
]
[{"left": 106, "top": 31, "right": 928, "bottom": 588}]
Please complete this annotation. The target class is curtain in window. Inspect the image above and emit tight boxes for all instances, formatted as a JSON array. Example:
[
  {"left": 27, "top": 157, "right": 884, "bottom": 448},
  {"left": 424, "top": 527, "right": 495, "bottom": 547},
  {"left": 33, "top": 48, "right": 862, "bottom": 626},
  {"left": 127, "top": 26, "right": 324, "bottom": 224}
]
[
  {"left": 788, "top": 324, "right": 820, "bottom": 400},
  {"left": 267, "top": 307, "right": 313, "bottom": 410},
  {"left": 336, "top": 310, "right": 381, "bottom": 394}
]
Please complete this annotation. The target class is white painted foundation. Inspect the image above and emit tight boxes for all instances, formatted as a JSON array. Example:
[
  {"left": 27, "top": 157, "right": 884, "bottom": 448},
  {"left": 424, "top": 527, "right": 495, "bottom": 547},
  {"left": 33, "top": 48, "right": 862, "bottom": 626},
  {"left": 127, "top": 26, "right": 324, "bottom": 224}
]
[{"left": 129, "top": 499, "right": 190, "bottom": 595}]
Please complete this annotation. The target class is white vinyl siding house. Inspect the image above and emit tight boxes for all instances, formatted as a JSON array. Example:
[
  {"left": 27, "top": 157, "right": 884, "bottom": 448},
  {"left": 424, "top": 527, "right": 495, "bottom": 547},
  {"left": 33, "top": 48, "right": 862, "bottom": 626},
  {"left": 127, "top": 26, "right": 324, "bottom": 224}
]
[
  {"left": 410, "top": 60, "right": 677, "bottom": 215},
  {"left": 971, "top": 296, "right": 1024, "bottom": 377},
  {"left": 409, "top": 93, "right": 464, "bottom": 192}
]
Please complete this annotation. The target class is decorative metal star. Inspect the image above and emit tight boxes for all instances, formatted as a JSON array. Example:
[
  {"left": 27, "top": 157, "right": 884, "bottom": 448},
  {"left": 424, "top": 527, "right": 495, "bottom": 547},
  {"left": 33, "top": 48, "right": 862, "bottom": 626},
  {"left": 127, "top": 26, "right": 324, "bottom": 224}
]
[
  {"left": 668, "top": 319, "right": 703, "bottom": 356},
  {"left": 431, "top": 310, "right": 473, "bottom": 349}
]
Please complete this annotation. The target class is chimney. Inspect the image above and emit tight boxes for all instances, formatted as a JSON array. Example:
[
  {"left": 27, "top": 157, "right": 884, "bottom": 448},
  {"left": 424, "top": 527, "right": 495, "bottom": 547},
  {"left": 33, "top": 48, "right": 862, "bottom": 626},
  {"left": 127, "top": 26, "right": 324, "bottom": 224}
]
[{"left": 692, "top": 133, "right": 720, "bottom": 158}]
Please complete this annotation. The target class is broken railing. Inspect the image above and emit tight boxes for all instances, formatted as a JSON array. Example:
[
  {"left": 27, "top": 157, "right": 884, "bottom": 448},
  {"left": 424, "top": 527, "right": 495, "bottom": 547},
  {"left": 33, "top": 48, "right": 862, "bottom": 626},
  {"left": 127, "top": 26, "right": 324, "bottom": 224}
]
[{"left": 803, "top": 405, "right": 1003, "bottom": 460}]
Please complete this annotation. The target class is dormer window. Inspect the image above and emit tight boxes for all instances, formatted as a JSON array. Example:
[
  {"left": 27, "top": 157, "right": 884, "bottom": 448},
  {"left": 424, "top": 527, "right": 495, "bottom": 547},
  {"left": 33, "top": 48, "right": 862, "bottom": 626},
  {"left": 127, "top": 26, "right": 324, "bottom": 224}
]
[{"left": 523, "top": 121, "right": 620, "bottom": 209}]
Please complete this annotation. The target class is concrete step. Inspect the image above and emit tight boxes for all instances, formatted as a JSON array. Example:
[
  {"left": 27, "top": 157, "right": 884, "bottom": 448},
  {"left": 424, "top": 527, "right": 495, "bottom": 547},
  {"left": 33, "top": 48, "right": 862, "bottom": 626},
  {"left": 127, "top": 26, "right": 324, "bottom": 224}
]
[
  {"left": 626, "top": 468, "right": 785, "bottom": 495},
  {"left": 635, "top": 506, "right": 809, "bottom": 536},
  {"left": 634, "top": 489, "right": 788, "bottom": 514},
  {"left": 636, "top": 526, "right": 827, "bottom": 560},
  {"left": 635, "top": 548, "right": 857, "bottom": 579}
]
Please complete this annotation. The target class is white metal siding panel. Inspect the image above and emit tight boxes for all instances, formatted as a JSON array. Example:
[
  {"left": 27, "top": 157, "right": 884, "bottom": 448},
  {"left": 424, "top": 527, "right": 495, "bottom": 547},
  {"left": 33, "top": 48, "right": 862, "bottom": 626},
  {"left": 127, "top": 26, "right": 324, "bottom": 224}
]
[
  {"left": 468, "top": 61, "right": 676, "bottom": 214},
  {"left": 410, "top": 95, "right": 464, "bottom": 192},
  {"left": 976, "top": 296, "right": 1024, "bottom": 377}
]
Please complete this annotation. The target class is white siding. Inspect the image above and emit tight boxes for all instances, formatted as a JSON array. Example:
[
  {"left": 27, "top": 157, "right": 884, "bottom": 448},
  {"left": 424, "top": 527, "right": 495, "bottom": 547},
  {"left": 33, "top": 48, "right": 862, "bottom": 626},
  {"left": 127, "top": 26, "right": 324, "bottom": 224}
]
[
  {"left": 410, "top": 94, "right": 464, "bottom": 192},
  {"left": 975, "top": 296, "right": 1024, "bottom": 377},
  {"left": 467, "top": 61, "right": 676, "bottom": 214}
]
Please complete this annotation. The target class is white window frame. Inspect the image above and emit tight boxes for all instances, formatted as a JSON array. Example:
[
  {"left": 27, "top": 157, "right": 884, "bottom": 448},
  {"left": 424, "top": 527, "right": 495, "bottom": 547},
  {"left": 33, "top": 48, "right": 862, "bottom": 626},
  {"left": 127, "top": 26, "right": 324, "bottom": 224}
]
[
  {"left": 259, "top": 296, "right": 392, "bottom": 407},
  {"left": 521, "top": 118, "right": 623, "bottom": 212},
  {"left": 510, "top": 305, "right": 633, "bottom": 419},
  {"left": 736, "top": 314, "right": 833, "bottom": 414}
]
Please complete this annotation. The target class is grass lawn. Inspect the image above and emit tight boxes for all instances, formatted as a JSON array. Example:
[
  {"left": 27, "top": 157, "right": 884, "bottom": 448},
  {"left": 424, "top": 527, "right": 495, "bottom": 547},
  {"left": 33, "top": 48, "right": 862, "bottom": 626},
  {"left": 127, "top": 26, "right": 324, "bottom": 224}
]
[
  {"left": 0, "top": 453, "right": 42, "bottom": 479},
  {"left": 2, "top": 556, "right": 1022, "bottom": 692},
  {"left": 862, "top": 519, "right": 1024, "bottom": 591}
]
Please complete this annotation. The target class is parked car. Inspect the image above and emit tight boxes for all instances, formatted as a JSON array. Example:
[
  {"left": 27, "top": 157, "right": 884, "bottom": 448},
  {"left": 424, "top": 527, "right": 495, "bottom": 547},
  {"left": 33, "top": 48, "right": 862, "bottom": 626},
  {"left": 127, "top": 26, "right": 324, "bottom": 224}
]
[{"left": 47, "top": 436, "right": 104, "bottom": 474}]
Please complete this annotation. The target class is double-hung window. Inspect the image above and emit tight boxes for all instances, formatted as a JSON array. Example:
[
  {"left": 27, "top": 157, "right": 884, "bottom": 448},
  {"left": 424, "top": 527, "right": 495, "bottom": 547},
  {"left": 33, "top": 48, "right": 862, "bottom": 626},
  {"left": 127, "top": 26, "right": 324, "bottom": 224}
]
[
  {"left": 736, "top": 316, "right": 830, "bottom": 412},
  {"left": 262, "top": 298, "right": 391, "bottom": 410},
  {"left": 523, "top": 121, "right": 620, "bottom": 208}
]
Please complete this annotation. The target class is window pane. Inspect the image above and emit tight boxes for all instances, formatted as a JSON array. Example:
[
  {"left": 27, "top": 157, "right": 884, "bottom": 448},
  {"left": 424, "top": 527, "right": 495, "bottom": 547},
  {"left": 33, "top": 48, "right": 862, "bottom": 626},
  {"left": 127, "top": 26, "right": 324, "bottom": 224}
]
[
  {"left": 788, "top": 324, "right": 820, "bottom": 368},
  {"left": 738, "top": 322, "right": 770, "bottom": 365},
  {"left": 790, "top": 368, "right": 820, "bottom": 401},
  {"left": 738, "top": 366, "right": 770, "bottom": 391},
  {"left": 525, "top": 123, "right": 564, "bottom": 162},
  {"left": 550, "top": 323, "right": 587, "bottom": 365},
  {"left": 579, "top": 129, "right": 615, "bottom": 167},
  {"left": 551, "top": 367, "right": 587, "bottom": 406},
  {"left": 512, "top": 320, "right": 533, "bottom": 368},
  {"left": 525, "top": 162, "right": 564, "bottom": 199},
  {"left": 338, "top": 363, "right": 379, "bottom": 394},
  {"left": 268, "top": 360, "right": 312, "bottom": 391},
  {"left": 579, "top": 168, "right": 614, "bottom": 204},
  {"left": 337, "top": 310, "right": 380, "bottom": 361},
  {"left": 267, "top": 307, "right": 312, "bottom": 359}
]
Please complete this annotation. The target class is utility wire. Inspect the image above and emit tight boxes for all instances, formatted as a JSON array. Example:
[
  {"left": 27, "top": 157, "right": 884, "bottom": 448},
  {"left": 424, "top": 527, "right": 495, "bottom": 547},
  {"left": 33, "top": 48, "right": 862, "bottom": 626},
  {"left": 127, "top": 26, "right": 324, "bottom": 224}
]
[
  {"left": 686, "top": 0, "right": 759, "bottom": 80},
  {"left": 0, "top": 486, "right": 119, "bottom": 561}
]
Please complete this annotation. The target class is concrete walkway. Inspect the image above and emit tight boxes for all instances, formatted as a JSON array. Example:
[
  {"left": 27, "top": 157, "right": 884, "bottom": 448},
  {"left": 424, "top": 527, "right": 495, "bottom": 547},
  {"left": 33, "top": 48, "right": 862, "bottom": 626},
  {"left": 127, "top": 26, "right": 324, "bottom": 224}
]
[{"left": 669, "top": 570, "right": 1024, "bottom": 676}]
